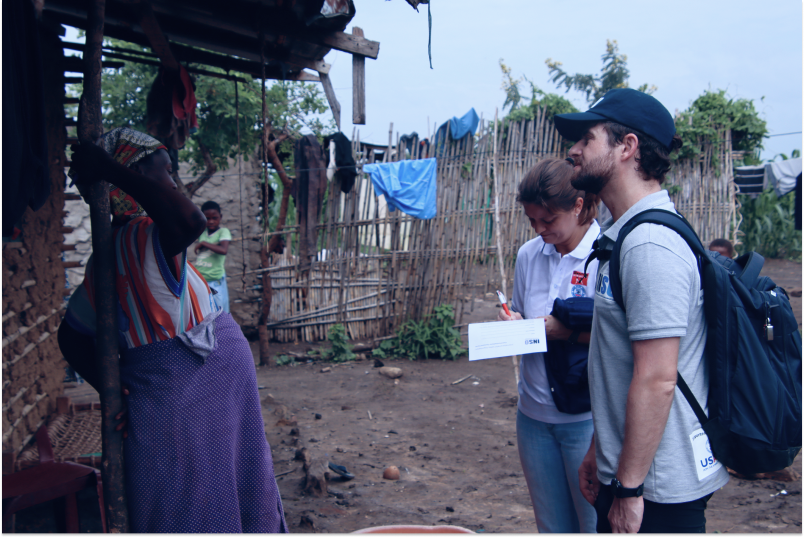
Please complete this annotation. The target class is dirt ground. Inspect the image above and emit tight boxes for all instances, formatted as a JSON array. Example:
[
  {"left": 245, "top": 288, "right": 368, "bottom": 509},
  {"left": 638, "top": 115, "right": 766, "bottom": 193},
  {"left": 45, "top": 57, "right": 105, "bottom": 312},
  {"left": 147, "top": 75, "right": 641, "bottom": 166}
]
[
  {"left": 259, "top": 362, "right": 802, "bottom": 534},
  {"left": 34, "top": 258, "right": 800, "bottom": 533},
  {"left": 258, "top": 257, "right": 803, "bottom": 533}
]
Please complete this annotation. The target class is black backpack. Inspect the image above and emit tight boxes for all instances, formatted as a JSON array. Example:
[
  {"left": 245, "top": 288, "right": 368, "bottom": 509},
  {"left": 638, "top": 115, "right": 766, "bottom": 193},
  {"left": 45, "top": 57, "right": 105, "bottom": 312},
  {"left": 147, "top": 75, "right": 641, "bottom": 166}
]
[{"left": 591, "top": 208, "right": 802, "bottom": 475}]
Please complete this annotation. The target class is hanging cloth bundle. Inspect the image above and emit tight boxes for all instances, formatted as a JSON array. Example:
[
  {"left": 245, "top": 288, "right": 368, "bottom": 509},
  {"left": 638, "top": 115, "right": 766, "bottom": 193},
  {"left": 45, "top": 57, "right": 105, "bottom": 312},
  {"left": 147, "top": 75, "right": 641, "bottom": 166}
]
[{"left": 146, "top": 65, "right": 199, "bottom": 154}]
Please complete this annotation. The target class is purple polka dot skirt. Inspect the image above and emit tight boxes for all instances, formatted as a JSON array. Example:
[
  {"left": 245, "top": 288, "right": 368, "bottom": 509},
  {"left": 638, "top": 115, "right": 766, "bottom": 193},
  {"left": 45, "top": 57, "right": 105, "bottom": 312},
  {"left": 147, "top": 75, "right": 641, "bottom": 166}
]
[{"left": 120, "top": 312, "right": 287, "bottom": 533}]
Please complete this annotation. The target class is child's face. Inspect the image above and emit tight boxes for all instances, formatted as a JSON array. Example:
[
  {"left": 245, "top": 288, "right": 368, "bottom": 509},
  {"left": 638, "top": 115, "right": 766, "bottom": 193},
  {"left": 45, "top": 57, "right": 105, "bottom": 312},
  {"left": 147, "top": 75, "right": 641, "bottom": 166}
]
[
  {"left": 710, "top": 246, "right": 732, "bottom": 258},
  {"left": 203, "top": 209, "right": 221, "bottom": 231}
]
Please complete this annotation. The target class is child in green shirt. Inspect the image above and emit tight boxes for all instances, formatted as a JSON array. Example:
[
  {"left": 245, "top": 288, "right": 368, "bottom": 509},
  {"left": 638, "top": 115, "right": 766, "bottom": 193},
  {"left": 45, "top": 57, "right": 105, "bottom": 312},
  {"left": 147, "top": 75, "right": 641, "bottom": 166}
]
[{"left": 194, "top": 201, "right": 232, "bottom": 312}]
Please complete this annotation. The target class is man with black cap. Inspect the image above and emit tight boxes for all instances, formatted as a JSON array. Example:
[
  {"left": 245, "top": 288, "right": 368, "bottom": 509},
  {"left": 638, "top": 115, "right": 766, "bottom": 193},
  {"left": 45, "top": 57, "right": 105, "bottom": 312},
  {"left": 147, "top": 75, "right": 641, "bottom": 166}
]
[{"left": 553, "top": 88, "right": 729, "bottom": 533}]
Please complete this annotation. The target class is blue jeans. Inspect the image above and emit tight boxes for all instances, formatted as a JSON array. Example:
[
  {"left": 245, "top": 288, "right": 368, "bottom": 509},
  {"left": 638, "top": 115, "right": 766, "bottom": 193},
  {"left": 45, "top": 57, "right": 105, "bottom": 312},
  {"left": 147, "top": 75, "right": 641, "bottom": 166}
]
[
  {"left": 207, "top": 273, "right": 230, "bottom": 313},
  {"left": 516, "top": 409, "right": 597, "bottom": 533}
]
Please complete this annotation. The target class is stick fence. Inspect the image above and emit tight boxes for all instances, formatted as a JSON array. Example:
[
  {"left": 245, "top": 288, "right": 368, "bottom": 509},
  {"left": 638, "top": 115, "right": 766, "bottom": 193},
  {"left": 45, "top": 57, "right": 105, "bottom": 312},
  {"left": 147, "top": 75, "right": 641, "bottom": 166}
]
[{"left": 263, "top": 113, "right": 738, "bottom": 342}]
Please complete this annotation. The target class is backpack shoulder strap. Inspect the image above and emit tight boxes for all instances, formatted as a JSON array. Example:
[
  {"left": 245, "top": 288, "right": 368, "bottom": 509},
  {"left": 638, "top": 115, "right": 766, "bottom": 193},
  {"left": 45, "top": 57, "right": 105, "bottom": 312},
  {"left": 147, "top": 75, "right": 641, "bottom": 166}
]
[
  {"left": 609, "top": 209, "right": 708, "bottom": 311},
  {"left": 733, "top": 251, "right": 764, "bottom": 288},
  {"left": 583, "top": 239, "right": 610, "bottom": 279}
]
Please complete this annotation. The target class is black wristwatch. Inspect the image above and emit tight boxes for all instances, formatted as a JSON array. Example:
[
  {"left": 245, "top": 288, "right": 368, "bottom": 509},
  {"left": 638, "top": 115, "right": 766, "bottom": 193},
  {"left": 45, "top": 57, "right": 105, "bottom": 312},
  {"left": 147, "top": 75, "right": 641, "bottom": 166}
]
[
  {"left": 568, "top": 331, "right": 581, "bottom": 346},
  {"left": 611, "top": 477, "right": 644, "bottom": 498}
]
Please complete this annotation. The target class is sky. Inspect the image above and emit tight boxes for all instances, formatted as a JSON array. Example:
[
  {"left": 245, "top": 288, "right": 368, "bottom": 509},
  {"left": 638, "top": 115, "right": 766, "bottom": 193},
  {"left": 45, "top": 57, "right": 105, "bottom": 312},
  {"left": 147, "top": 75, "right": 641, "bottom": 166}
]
[
  {"left": 64, "top": 0, "right": 802, "bottom": 161},
  {"left": 321, "top": 0, "right": 803, "bottom": 161}
]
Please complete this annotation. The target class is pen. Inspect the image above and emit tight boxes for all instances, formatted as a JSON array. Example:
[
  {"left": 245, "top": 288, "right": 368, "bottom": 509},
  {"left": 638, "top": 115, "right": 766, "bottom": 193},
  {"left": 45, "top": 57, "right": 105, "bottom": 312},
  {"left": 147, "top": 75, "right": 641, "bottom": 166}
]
[{"left": 496, "top": 290, "right": 512, "bottom": 317}]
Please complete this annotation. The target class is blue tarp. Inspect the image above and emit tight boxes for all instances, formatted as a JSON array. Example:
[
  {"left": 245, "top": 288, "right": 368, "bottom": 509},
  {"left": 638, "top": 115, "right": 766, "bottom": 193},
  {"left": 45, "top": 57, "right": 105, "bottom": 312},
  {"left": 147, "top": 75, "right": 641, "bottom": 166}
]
[{"left": 363, "top": 158, "right": 438, "bottom": 220}]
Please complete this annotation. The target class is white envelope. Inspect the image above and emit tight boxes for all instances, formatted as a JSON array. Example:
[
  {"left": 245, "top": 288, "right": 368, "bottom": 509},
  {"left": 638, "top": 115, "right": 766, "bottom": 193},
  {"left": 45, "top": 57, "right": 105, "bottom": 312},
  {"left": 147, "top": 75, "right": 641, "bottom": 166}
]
[{"left": 467, "top": 318, "right": 548, "bottom": 361}]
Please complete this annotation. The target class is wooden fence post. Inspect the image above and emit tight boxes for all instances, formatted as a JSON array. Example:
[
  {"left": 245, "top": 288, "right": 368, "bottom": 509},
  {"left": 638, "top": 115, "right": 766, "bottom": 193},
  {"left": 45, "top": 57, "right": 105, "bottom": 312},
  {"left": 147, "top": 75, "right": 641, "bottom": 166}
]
[
  {"left": 352, "top": 27, "right": 366, "bottom": 125},
  {"left": 78, "top": 0, "right": 129, "bottom": 531}
]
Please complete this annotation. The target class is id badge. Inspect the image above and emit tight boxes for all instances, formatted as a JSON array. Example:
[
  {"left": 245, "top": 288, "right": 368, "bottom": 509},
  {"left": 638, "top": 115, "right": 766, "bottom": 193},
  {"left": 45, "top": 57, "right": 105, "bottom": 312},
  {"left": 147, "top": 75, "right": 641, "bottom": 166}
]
[{"left": 689, "top": 428, "right": 722, "bottom": 481}]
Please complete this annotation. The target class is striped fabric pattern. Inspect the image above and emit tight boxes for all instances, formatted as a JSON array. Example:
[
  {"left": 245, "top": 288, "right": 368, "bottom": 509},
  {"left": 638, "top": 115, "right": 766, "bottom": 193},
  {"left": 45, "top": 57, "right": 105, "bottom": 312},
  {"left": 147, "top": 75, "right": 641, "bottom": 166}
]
[{"left": 69, "top": 217, "right": 217, "bottom": 349}]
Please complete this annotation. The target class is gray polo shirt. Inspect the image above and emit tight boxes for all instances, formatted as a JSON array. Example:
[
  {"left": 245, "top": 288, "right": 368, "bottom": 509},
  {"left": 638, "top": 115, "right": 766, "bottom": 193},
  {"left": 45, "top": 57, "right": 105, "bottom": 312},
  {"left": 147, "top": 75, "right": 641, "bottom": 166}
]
[{"left": 589, "top": 190, "right": 729, "bottom": 504}]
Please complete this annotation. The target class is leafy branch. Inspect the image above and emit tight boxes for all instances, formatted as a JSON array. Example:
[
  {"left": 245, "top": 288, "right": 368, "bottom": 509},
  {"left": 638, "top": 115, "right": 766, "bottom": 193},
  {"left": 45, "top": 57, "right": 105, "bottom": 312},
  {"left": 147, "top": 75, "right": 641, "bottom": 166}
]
[{"left": 546, "top": 39, "right": 656, "bottom": 105}]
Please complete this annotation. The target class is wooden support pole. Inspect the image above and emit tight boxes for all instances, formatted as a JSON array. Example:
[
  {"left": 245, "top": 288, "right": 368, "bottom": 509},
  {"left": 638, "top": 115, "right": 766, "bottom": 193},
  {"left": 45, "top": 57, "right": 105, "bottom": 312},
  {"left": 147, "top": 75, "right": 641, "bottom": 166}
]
[
  {"left": 319, "top": 72, "right": 340, "bottom": 131},
  {"left": 78, "top": 0, "right": 129, "bottom": 531},
  {"left": 351, "top": 27, "right": 366, "bottom": 125},
  {"left": 491, "top": 109, "right": 520, "bottom": 388}
]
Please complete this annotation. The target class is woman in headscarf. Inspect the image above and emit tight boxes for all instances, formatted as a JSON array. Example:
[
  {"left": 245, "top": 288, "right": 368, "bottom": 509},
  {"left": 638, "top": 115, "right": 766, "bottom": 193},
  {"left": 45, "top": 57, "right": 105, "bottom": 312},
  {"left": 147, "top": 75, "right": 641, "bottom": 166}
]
[{"left": 58, "top": 128, "right": 287, "bottom": 533}]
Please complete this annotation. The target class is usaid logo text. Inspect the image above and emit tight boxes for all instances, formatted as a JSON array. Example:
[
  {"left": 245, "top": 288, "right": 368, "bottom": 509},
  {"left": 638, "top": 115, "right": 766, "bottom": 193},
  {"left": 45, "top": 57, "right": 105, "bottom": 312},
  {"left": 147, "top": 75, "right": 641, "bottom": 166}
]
[
  {"left": 596, "top": 274, "right": 614, "bottom": 298},
  {"left": 525, "top": 338, "right": 540, "bottom": 345},
  {"left": 700, "top": 455, "right": 718, "bottom": 469}
]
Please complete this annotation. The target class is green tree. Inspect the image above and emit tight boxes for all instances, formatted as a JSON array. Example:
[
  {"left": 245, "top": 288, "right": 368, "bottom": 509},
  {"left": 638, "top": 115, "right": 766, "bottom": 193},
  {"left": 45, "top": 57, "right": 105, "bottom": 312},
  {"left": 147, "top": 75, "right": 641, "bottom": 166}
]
[
  {"left": 67, "top": 39, "right": 333, "bottom": 196},
  {"left": 546, "top": 39, "right": 656, "bottom": 105},
  {"left": 674, "top": 89, "right": 768, "bottom": 166},
  {"left": 499, "top": 59, "right": 579, "bottom": 122}
]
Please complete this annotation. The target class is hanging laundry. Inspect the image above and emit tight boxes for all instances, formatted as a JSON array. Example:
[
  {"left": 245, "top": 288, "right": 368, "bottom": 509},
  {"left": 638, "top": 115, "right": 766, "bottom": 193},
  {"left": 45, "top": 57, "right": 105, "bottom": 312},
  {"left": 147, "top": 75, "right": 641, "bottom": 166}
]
[
  {"left": 3, "top": 0, "right": 51, "bottom": 236},
  {"left": 363, "top": 158, "right": 437, "bottom": 220},
  {"left": 418, "top": 138, "right": 430, "bottom": 159},
  {"left": 432, "top": 108, "right": 480, "bottom": 157},
  {"left": 399, "top": 132, "right": 419, "bottom": 156},
  {"left": 323, "top": 132, "right": 357, "bottom": 193},
  {"left": 294, "top": 135, "right": 327, "bottom": 268},
  {"left": 146, "top": 65, "right": 199, "bottom": 151},
  {"left": 766, "top": 157, "right": 801, "bottom": 198}
]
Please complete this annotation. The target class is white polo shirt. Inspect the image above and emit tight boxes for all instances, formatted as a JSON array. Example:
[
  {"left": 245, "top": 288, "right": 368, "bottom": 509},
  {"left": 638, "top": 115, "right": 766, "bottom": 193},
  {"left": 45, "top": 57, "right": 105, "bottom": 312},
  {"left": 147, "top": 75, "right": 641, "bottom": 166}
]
[{"left": 510, "top": 221, "right": 600, "bottom": 424}]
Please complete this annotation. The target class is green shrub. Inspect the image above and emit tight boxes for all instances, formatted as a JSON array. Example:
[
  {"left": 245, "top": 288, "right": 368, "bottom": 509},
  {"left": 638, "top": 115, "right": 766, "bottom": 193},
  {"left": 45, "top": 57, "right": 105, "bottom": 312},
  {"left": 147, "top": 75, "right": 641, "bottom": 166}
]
[
  {"left": 737, "top": 188, "right": 801, "bottom": 261},
  {"left": 275, "top": 355, "right": 296, "bottom": 366},
  {"left": 320, "top": 324, "right": 356, "bottom": 363},
  {"left": 373, "top": 304, "right": 465, "bottom": 361}
]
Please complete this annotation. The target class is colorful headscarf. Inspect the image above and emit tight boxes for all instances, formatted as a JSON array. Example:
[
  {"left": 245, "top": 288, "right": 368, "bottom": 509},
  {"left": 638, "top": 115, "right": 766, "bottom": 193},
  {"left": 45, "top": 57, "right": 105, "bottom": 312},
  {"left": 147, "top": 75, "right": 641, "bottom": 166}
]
[{"left": 70, "top": 127, "right": 167, "bottom": 221}]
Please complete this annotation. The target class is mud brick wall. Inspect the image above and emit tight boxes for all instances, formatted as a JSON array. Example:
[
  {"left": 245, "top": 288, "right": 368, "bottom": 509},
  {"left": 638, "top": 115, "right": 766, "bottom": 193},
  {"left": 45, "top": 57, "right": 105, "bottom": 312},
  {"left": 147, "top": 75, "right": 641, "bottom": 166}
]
[{"left": 2, "top": 28, "right": 67, "bottom": 456}]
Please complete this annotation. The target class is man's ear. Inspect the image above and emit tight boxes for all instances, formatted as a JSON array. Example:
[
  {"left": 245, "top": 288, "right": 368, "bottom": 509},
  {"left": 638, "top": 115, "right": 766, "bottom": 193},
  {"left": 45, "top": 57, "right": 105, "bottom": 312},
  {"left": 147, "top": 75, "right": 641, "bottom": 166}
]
[{"left": 620, "top": 133, "right": 639, "bottom": 161}]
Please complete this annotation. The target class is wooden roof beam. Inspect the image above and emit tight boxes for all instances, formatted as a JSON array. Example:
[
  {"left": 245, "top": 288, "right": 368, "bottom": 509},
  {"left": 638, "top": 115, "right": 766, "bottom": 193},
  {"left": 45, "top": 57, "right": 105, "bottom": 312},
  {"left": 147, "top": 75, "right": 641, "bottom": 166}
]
[
  {"left": 320, "top": 30, "right": 379, "bottom": 60},
  {"left": 137, "top": 1, "right": 179, "bottom": 70},
  {"left": 147, "top": 2, "right": 377, "bottom": 60},
  {"left": 48, "top": 11, "right": 314, "bottom": 82}
]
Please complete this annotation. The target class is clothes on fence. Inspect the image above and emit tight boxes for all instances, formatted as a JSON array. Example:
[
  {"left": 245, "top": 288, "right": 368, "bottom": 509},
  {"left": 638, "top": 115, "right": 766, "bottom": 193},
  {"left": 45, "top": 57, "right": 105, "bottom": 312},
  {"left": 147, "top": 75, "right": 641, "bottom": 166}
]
[
  {"left": 323, "top": 131, "right": 357, "bottom": 193},
  {"left": 121, "top": 310, "right": 286, "bottom": 533},
  {"left": 399, "top": 131, "right": 419, "bottom": 155},
  {"left": 2, "top": 0, "right": 51, "bottom": 237},
  {"left": 327, "top": 140, "right": 337, "bottom": 181},
  {"left": 767, "top": 157, "right": 802, "bottom": 198},
  {"left": 418, "top": 138, "right": 431, "bottom": 159},
  {"left": 295, "top": 135, "right": 328, "bottom": 266},
  {"left": 146, "top": 66, "right": 199, "bottom": 151},
  {"left": 432, "top": 108, "right": 480, "bottom": 157},
  {"left": 733, "top": 165, "right": 766, "bottom": 195},
  {"left": 363, "top": 158, "right": 438, "bottom": 219},
  {"left": 65, "top": 216, "right": 217, "bottom": 349}
]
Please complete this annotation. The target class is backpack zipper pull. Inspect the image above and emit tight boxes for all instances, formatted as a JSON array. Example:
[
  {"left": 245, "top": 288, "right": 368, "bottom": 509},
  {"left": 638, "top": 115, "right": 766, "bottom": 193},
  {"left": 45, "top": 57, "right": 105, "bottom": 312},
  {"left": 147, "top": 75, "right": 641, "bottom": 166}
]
[{"left": 766, "top": 318, "right": 774, "bottom": 341}]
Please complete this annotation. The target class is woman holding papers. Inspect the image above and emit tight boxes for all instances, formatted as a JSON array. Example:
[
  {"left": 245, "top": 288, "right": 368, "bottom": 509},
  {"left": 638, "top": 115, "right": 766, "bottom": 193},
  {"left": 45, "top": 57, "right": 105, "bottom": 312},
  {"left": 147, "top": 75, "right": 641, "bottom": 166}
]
[{"left": 497, "top": 158, "right": 600, "bottom": 533}]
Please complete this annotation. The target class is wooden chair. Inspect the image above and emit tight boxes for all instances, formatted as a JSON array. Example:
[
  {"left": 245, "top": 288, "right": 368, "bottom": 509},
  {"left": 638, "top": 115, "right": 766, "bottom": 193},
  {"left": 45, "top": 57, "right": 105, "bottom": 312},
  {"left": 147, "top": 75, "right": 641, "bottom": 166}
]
[{"left": 2, "top": 424, "right": 106, "bottom": 533}]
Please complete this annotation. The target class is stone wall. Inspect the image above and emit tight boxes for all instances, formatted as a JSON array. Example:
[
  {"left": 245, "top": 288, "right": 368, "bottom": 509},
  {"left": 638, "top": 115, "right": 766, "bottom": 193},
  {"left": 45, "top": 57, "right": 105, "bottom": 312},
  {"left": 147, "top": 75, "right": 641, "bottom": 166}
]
[
  {"left": 2, "top": 28, "right": 68, "bottom": 456},
  {"left": 190, "top": 154, "right": 264, "bottom": 329}
]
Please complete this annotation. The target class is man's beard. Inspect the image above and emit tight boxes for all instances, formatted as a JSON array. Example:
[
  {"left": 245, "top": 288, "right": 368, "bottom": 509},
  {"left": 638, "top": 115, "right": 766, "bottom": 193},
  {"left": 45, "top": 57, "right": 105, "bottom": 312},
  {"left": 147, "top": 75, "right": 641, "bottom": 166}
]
[{"left": 571, "top": 153, "right": 616, "bottom": 195}]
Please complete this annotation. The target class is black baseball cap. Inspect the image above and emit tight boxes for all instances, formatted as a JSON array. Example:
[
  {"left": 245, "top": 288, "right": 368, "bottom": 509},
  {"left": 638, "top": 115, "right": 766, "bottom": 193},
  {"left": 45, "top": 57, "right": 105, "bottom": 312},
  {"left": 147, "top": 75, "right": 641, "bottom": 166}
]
[{"left": 554, "top": 88, "right": 676, "bottom": 150}]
